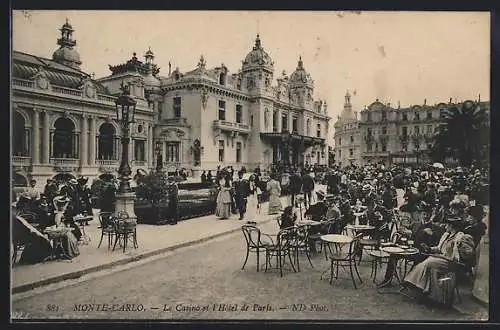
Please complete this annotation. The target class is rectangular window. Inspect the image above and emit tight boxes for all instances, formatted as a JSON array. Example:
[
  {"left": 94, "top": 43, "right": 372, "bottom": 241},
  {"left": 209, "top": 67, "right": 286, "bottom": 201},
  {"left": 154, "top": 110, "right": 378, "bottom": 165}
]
[
  {"left": 367, "top": 128, "right": 372, "bottom": 136},
  {"left": 339, "top": 150, "right": 342, "bottom": 158},
  {"left": 402, "top": 126, "right": 408, "bottom": 136},
  {"left": 367, "top": 144, "right": 372, "bottom": 152},
  {"left": 402, "top": 113, "right": 408, "bottom": 121},
  {"left": 173, "top": 97, "right": 182, "bottom": 118},
  {"left": 282, "top": 114, "right": 288, "bottom": 132},
  {"left": 349, "top": 149, "right": 353, "bottom": 157},
  {"left": 427, "top": 125, "right": 433, "bottom": 134},
  {"left": 166, "top": 142, "right": 180, "bottom": 162},
  {"left": 250, "top": 115, "right": 254, "bottom": 127},
  {"left": 316, "top": 124, "right": 321, "bottom": 138},
  {"left": 339, "top": 137, "right": 342, "bottom": 145},
  {"left": 382, "top": 143, "right": 387, "bottom": 152},
  {"left": 235, "top": 104, "right": 242, "bottom": 123},
  {"left": 414, "top": 112, "right": 420, "bottom": 121},
  {"left": 381, "top": 111, "right": 387, "bottom": 121},
  {"left": 292, "top": 117, "right": 298, "bottom": 133},
  {"left": 414, "top": 126, "right": 420, "bottom": 135},
  {"left": 350, "top": 135, "right": 354, "bottom": 143},
  {"left": 427, "top": 111, "right": 432, "bottom": 120},
  {"left": 218, "top": 100, "right": 226, "bottom": 120},
  {"left": 236, "top": 142, "right": 242, "bottom": 163},
  {"left": 273, "top": 111, "right": 278, "bottom": 132},
  {"left": 218, "top": 140, "right": 225, "bottom": 162},
  {"left": 382, "top": 126, "right": 387, "bottom": 135},
  {"left": 367, "top": 112, "right": 372, "bottom": 122},
  {"left": 134, "top": 140, "right": 145, "bottom": 161}
]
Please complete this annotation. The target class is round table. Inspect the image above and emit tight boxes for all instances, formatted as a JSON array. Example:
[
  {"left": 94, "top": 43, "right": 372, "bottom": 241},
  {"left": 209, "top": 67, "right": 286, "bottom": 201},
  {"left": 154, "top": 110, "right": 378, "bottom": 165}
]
[
  {"left": 320, "top": 234, "right": 354, "bottom": 281},
  {"left": 296, "top": 220, "right": 322, "bottom": 226},
  {"left": 379, "top": 246, "right": 419, "bottom": 286}
]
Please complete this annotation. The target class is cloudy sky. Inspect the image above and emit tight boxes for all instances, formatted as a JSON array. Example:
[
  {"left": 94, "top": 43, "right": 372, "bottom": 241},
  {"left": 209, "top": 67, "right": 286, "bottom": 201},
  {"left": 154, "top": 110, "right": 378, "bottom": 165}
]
[{"left": 12, "top": 10, "right": 490, "bottom": 120}]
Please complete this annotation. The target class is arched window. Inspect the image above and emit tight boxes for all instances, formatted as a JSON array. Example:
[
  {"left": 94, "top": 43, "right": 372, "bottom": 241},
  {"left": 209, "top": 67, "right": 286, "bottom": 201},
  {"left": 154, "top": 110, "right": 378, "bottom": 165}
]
[
  {"left": 98, "top": 123, "right": 117, "bottom": 160},
  {"left": 219, "top": 72, "right": 226, "bottom": 85},
  {"left": 13, "top": 112, "right": 29, "bottom": 156},
  {"left": 13, "top": 173, "right": 28, "bottom": 187},
  {"left": 306, "top": 119, "right": 311, "bottom": 136},
  {"left": 52, "top": 118, "right": 77, "bottom": 158}
]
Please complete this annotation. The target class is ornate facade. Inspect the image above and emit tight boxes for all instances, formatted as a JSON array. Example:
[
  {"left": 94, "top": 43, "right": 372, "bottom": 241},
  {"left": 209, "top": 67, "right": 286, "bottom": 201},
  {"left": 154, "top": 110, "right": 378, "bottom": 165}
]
[
  {"left": 333, "top": 91, "right": 361, "bottom": 167},
  {"left": 12, "top": 22, "right": 330, "bottom": 189},
  {"left": 333, "top": 97, "right": 490, "bottom": 167}
]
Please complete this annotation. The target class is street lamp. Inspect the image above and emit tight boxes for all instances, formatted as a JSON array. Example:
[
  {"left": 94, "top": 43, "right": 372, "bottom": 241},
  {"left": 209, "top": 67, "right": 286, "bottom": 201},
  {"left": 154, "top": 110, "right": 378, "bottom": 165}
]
[
  {"left": 155, "top": 140, "right": 163, "bottom": 171},
  {"left": 115, "top": 82, "right": 137, "bottom": 193},
  {"left": 113, "top": 82, "right": 138, "bottom": 224}
]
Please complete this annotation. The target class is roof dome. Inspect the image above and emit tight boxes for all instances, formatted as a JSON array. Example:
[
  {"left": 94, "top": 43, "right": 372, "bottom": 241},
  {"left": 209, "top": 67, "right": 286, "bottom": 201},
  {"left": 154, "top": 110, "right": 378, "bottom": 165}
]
[
  {"left": 242, "top": 35, "right": 274, "bottom": 72},
  {"left": 52, "top": 47, "right": 81, "bottom": 66},
  {"left": 289, "top": 57, "right": 313, "bottom": 87},
  {"left": 143, "top": 73, "right": 161, "bottom": 87}
]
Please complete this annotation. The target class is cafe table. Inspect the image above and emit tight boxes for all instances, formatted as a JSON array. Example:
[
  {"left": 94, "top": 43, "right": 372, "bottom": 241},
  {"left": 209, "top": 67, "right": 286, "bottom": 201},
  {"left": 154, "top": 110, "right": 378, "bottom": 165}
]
[
  {"left": 377, "top": 245, "right": 419, "bottom": 293},
  {"left": 296, "top": 219, "right": 322, "bottom": 227},
  {"left": 319, "top": 234, "right": 353, "bottom": 280},
  {"left": 73, "top": 214, "right": 94, "bottom": 245}
]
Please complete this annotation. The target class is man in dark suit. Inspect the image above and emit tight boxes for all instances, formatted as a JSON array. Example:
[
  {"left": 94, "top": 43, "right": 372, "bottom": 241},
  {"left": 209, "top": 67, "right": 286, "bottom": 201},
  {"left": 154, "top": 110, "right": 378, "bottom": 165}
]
[
  {"left": 289, "top": 169, "right": 302, "bottom": 208},
  {"left": 233, "top": 171, "right": 251, "bottom": 220},
  {"left": 301, "top": 171, "right": 315, "bottom": 209}
]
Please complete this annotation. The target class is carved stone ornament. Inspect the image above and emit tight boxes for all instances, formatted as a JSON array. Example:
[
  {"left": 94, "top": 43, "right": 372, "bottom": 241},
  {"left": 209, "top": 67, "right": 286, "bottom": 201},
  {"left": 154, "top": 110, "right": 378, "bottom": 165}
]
[
  {"left": 85, "top": 83, "right": 97, "bottom": 98},
  {"left": 63, "top": 111, "right": 71, "bottom": 118},
  {"left": 201, "top": 88, "right": 209, "bottom": 109},
  {"left": 105, "top": 115, "right": 112, "bottom": 123}
]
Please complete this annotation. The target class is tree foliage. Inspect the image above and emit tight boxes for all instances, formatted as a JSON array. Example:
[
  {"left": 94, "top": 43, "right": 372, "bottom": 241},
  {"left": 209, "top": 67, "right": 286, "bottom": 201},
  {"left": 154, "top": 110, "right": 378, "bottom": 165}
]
[
  {"left": 134, "top": 170, "right": 169, "bottom": 204},
  {"left": 430, "top": 101, "right": 489, "bottom": 167}
]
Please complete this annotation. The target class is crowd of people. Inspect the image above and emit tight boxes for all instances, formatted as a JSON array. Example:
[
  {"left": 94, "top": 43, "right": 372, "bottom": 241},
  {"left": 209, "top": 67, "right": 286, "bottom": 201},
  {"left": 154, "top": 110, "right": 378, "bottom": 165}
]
[
  {"left": 228, "top": 161, "right": 488, "bottom": 304},
  {"left": 12, "top": 176, "right": 119, "bottom": 264}
]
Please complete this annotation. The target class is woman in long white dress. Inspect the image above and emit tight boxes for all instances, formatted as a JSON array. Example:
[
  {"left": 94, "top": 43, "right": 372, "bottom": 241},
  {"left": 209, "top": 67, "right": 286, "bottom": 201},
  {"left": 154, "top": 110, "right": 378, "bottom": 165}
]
[
  {"left": 215, "top": 178, "right": 232, "bottom": 219},
  {"left": 267, "top": 174, "right": 282, "bottom": 215}
]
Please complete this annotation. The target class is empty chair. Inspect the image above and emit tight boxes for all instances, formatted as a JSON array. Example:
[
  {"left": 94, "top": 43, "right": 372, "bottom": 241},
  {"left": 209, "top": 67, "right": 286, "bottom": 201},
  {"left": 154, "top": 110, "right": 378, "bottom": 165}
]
[{"left": 241, "top": 225, "right": 273, "bottom": 272}]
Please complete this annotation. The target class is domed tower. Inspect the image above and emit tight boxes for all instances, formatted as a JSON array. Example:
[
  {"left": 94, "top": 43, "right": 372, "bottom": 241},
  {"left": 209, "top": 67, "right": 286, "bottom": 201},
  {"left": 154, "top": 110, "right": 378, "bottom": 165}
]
[
  {"left": 52, "top": 19, "right": 82, "bottom": 69},
  {"left": 289, "top": 57, "right": 314, "bottom": 109},
  {"left": 241, "top": 34, "right": 274, "bottom": 94}
]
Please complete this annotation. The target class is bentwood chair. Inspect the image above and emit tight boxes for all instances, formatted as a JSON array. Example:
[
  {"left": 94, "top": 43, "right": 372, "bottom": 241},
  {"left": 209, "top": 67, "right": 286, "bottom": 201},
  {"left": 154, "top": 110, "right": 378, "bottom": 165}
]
[
  {"left": 112, "top": 211, "right": 138, "bottom": 252},
  {"left": 241, "top": 225, "right": 273, "bottom": 272},
  {"left": 292, "top": 225, "right": 314, "bottom": 272},
  {"left": 329, "top": 233, "right": 363, "bottom": 289},
  {"left": 264, "top": 227, "right": 297, "bottom": 277},
  {"left": 97, "top": 211, "right": 115, "bottom": 249}
]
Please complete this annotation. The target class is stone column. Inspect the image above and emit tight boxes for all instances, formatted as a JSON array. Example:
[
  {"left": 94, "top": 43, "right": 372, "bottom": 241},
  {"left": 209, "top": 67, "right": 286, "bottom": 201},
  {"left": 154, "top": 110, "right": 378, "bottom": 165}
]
[
  {"left": 162, "top": 141, "right": 167, "bottom": 164},
  {"left": 42, "top": 110, "right": 50, "bottom": 164},
  {"left": 32, "top": 109, "right": 40, "bottom": 164},
  {"left": 89, "top": 116, "right": 96, "bottom": 166},
  {"left": 80, "top": 115, "right": 88, "bottom": 166},
  {"left": 147, "top": 124, "right": 152, "bottom": 168}
]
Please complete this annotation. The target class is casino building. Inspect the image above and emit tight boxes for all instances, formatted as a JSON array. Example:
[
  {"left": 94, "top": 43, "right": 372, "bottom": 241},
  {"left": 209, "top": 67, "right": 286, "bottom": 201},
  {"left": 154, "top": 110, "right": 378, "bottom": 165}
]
[{"left": 12, "top": 20, "right": 330, "bottom": 189}]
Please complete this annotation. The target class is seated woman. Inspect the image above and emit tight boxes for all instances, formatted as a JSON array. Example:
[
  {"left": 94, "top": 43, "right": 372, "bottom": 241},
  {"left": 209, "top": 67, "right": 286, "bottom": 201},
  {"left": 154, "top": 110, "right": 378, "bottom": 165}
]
[
  {"left": 400, "top": 217, "right": 475, "bottom": 298},
  {"left": 51, "top": 195, "right": 80, "bottom": 260},
  {"left": 280, "top": 206, "right": 296, "bottom": 229},
  {"left": 463, "top": 205, "right": 487, "bottom": 248}
]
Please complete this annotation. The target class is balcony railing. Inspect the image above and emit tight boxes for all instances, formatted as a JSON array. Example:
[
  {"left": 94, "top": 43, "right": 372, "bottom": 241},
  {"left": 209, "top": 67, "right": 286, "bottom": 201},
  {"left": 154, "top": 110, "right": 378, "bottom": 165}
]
[
  {"left": 160, "top": 117, "right": 189, "bottom": 126},
  {"left": 12, "top": 156, "right": 32, "bottom": 167},
  {"left": 50, "top": 158, "right": 80, "bottom": 172},
  {"left": 12, "top": 79, "right": 34, "bottom": 88},
  {"left": 132, "top": 160, "right": 147, "bottom": 167},
  {"left": 213, "top": 120, "right": 251, "bottom": 134},
  {"left": 52, "top": 86, "right": 83, "bottom": 97},
  {"left": 96, "top": 159, "right": 119, "bottom": 166}
]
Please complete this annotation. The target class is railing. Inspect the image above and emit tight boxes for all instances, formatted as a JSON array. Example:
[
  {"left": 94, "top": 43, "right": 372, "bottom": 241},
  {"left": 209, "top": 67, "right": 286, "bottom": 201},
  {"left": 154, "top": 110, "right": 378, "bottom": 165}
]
[
  {"left": 52, "top": 86, "right": 82, "bottom": 97},
  {"left": 12, "top": 78, "right": 117, "bottom": 104},
  {"left": 133, "top": 160, "right": 147, "bottom": 167},
  {"left": 50, "top": 158, "right": 80, "bottom": 172},
  {"left": 161, "top": 117, "right": 188, "bottom": 126},
  {"left": 164, "top": 162, "right": 181, "bottom": 170},
  {"left": 213, "top": 120, "right": 251, "bottom": 133},
  {"left": 12, "top": 79, "right": 34, "bottom": 88},
  {"left": 12, "top": 156, "right": 31, "bottom": 166},
  {"left": 96, "top": 159, "right": 119, "bottom": 166}
]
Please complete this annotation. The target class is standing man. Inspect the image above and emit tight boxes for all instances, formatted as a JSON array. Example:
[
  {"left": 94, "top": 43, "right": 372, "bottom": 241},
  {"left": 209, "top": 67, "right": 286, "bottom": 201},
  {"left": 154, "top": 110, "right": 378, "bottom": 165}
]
[
  {"left": 43, "top": 179, "right": 58, "bottom": 205},
  {"left": 26, "top": 179, "right": 40, "bottom": 210},
  {"left": 167, "top": 176, "right": 179, "bottom": 225},
  {"left": 301, "top": 170, "right": 315, "bottom": 209},
  {"left": 289, "top": 169, "right": 303, "bottom": 208},
  {"left": 233, "top": 170, "right": 251, "bottom": 220}
]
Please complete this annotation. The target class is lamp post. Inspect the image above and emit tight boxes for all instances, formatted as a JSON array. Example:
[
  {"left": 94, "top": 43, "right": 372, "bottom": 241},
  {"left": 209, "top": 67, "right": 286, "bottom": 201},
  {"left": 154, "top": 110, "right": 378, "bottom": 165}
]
[
  {"left": 114, "top": 82, "right": 137, "bottom": 220},
  {"left": 155, "top": 140, "right": 163, "bottom": 171}
]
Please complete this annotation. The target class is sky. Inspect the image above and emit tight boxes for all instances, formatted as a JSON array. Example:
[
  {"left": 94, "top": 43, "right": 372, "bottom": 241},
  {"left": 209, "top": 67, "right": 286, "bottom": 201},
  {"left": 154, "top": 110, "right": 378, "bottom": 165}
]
[{"left": 12, "top": 10, "right": 490, "bottom": 122}]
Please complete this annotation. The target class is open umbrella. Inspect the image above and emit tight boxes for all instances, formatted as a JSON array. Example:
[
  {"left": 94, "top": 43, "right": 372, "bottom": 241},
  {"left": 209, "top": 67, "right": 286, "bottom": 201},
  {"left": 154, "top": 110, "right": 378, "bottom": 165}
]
[{"left": 432, "top": 162, "right": 445, "bottom": 169}]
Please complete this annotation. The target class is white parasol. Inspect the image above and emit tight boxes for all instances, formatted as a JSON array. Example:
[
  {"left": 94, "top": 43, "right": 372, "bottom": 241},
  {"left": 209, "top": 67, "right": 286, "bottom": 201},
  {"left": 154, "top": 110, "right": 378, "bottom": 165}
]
[{"left": 432, "top": 162, "right": 445, "bottom": 169}]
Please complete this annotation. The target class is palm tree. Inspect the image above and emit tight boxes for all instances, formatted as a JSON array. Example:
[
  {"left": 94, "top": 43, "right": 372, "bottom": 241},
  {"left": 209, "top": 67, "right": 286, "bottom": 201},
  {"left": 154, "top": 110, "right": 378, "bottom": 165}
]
[{"left": 431, "top": 100, "right": 489, "bottom": 166}]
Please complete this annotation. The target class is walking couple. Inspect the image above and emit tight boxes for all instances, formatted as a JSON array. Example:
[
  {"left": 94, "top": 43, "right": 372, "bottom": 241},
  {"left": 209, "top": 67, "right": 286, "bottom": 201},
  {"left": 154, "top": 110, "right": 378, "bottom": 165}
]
[{"left": 216, "top": 171, "right": 251, "bottom": 220}]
